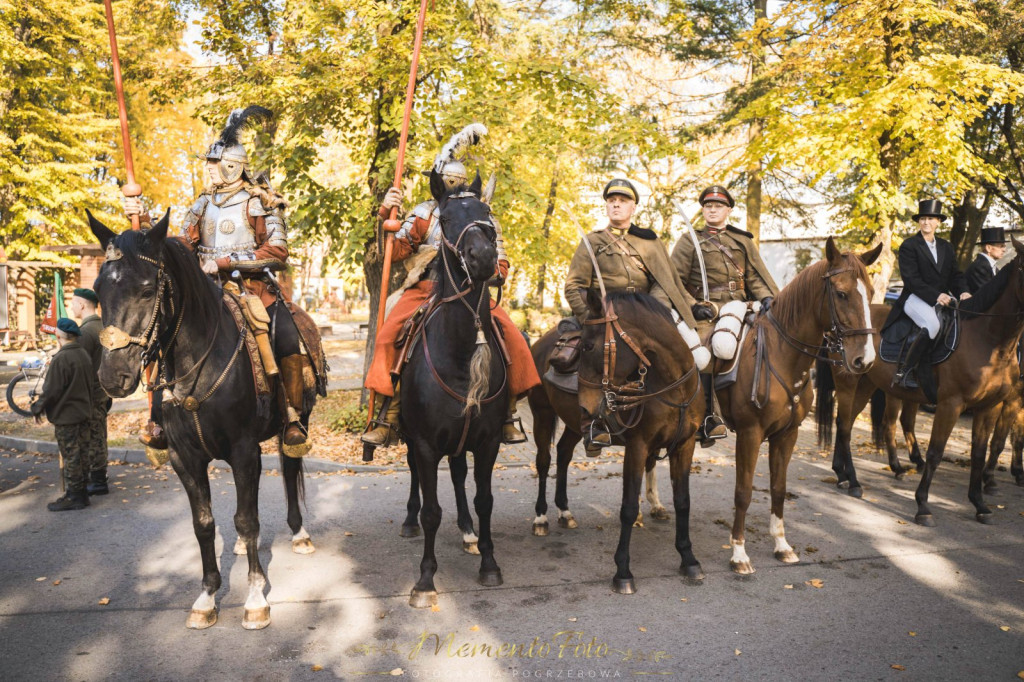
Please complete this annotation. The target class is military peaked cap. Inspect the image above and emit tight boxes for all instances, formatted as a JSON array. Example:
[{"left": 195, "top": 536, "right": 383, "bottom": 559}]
[
  {"left": 603, "top": 178, "right": 639, "bottom": 202},
  {"left": 699, "top": 185, "right": 735, "bottom": 208}
]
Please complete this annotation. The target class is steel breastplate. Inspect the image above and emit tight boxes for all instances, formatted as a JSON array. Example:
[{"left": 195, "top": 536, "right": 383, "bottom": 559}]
[{"left": 197, "top": 191, "right": 257, "bottom": 261}]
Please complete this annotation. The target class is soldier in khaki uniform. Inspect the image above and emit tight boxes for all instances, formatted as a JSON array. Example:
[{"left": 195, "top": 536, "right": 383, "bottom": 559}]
[
  {"left": 565, "top": 178, "right": 708, "bottom": 454},
  {"left": 670, "top": 185, "right": 779, "bottom": 446}
]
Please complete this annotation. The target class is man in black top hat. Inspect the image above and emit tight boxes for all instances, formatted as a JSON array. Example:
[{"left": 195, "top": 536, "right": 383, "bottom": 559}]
[
  {"left": 884, "top": 199, "right": 971, "bottom": 388},
  {"left": 964, "top": 227, "right": 1007, "bottom": 294}
]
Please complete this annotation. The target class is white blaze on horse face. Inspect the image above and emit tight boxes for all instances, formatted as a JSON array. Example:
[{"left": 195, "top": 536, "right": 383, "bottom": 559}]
[
  {"left": 857, "top": 280, "right": 876, "bottom": 366},
  {"left": 730, "top": 536, "right": 751, "bottom": 565},
  {"left": 770, "top": 514, "right": 794, "bottom": 555},
  {"left": 192, "top": 590, "right": 216, "bottom": 613}
]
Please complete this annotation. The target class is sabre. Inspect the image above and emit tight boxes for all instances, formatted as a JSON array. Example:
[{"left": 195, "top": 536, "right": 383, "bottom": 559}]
[
  {"left": 675, "top": 202, "right": 709, "bottom": 304},
  {"left": 102, "top": 0, "right": 142, "bottom": 231},
  {"left": 563, "top": 208, "right": 607, "bottom": 311},
  {"left": 366, "top": 0, "right": 431, "bottom": 425}
]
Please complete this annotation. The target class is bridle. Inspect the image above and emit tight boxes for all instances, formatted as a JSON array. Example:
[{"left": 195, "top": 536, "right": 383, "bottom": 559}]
[
  {"left": 578, "top": 299, "right": 699, "bottom": 442},
  {"left": 764, "top": 264, "right": 877, "bottom": 368}
]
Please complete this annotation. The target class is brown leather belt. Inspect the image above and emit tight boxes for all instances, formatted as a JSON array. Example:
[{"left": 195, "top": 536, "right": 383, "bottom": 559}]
[{"left": 709, "top": 281, "right": 744, "bottom": 293}]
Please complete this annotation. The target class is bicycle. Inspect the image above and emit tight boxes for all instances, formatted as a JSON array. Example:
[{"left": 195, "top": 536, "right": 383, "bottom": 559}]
[{"left": 6, "top": 354, "right": 50, "bottom": 417}]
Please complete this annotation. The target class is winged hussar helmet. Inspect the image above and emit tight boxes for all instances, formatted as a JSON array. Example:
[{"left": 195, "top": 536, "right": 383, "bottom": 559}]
[
  {"left": 433, "top": 123, "right": 488, "bottom": 190},
  {"left": 201, "top": 106, "right": 274, "bottom": 184}
]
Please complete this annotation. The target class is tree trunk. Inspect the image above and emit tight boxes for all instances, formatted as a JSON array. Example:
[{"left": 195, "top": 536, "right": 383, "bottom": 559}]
[
  {"left": 536, "top": 169, "right": 558, "bottom": 307},
  {"left": 744, "top": 0, "right": 768, "bottom": 245},
  {"left": 950, "top": 189, "right": 991, "bottom": 269}
]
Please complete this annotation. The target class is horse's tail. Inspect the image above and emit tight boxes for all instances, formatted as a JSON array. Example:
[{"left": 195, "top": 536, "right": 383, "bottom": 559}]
[
  {"left": 815, "top": 357, "right": 835, "bottom": 447},
  {"left": 464, "top": 342, "right": 492, "bottom": 415},
  {"left": 870, "top": 389, "right": 886, "bottom": 450}
]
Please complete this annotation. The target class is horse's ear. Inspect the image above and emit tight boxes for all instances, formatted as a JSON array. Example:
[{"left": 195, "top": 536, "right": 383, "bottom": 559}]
[
  {"left": 429, "top": 168, "right": 446, "bottom": 201},
  {"left": 825, "top": 235, "right": 841, "bottom": 264},
  {"left": 86, "top": 209, "right": 117, "bottom": 249},
  {"left": 859, "top": 241, "right": 884, "bottom": 266},
  {"left": 147, "top": 209, "right": 170, "bottom": 244},
  {"left": 469, "top": 172, "right": 482, "bottom": 197},
  {"left": 585, "top": 287, "right": 604, "bottom": 318}
]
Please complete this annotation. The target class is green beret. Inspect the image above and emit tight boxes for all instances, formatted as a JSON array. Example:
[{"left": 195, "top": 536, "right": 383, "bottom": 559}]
[
  {"left": 603, "top": 178, "right": 639, "bottom": 202},
  {"left": 73, "top": 288, "right": 99, "bottom": 305},
  {"left": 57, "top": 318, "right": 81, "bottom": 336}
]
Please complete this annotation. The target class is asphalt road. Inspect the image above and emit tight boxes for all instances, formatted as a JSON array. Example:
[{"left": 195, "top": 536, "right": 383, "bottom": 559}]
[{"left": 1, "top": 440, "right": 1022, "bottom": 681}]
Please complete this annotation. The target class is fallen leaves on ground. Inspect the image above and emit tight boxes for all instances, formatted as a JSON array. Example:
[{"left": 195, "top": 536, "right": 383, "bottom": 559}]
[
  {"left": 784, "top": 585, "right": 794, "bottom": 590},
  {"left": 805, "top": 579, "right": 824, "bottom": 588},
  {"left": 390, "top": 669, "right": 404, "bottom": 677},
  {"left": 52, "top": 580, "right": 61, "bottom": 586},
  {"left": 311, "top": 665, "right": 323, "bottom": 672},
  {"left": 735, "top": 649, "right": 741, "bottom": 656},
  {"left": 908, "top": 632, "right": 916, "bottom": 637},
  {"left": 430, "top": 605, "right": 440, "bottom": 613},
  {"left": 35, "top": 577, "right": 46, "bottom": 582},
  {"left": 891, "top": 664, "right": 906, "bottom": 671},
  {"left": 1000, "top": 626, "right": 1011, "bottom": 632},
  {"left": 97, "top": 597, "right": 110, "bottom": 605},
  {"left": 469, "top": 625, "right": 479, "bottom": 632},
  {"left": 638, "top": 626, "right": 647, "bottom": 632}
]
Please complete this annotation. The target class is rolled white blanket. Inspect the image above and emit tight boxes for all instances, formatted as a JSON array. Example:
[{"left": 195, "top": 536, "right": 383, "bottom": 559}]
[
  {"left": 711, "top": 300, "right": 754, "bottom": 360},
  {"left": 677, "top": 321, "right": 711, "bottom": 371}
]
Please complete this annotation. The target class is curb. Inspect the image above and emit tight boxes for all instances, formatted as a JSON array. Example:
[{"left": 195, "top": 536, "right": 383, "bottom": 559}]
[{"left": 0, "top": 434, "right": 535, "bottom": 473}]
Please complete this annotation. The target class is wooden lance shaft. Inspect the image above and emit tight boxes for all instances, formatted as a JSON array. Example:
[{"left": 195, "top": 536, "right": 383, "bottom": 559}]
[
  {"left": 103, "top": 0, "right": 142, "bottom": 231},
  {"left": 366, "top": 0, "right": 431, "bottom": 425}
]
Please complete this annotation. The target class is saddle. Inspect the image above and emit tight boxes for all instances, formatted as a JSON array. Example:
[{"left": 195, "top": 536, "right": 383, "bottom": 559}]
[{"left": 879, "top": 308, "right": 959, "bottom": 367}]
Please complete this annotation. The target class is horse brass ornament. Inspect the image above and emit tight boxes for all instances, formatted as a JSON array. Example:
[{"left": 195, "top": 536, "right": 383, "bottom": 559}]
[{"left": 98, "top": 326, "right": 133, "bottom": 350}]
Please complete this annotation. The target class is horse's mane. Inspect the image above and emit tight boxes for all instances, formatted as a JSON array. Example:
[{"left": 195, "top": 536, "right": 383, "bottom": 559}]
[
  {"left": 960, "top": 259, "right": 1016, "bottom": 316},
  {"left": 770, "top": 256, "right": 864, "bottom": 331},
  {"left": 115, "top": 230, "right": 222, "bottom": 331},
  {"left": 605, "top": 291, "right": 675, "bottom": 325}
]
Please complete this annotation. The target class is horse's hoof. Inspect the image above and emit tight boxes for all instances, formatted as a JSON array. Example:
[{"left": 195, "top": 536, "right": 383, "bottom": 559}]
[
  {"left": 463, "top": 541, "right": 480, "bottom": 555},
  {"left": 233, "top": 538, "right": 247, "bottom": 556},
  {"left": 730, "top": 560, "right": 755, "bottom": 576},
  {"left": 774, "top": 549, "right": 800, "bottom": 564},
  {"left": 478, "top": 570, "right": 503, "bottom": 587},
  {"left": 558, "top": 515, "right": 578, "bottom": 530},
  {"left": 186, "top": 608, "right": 217, "bottom": 630},
  {"left": 835, "top": 480, "right": 849, "bottom": 490},
  {"left": 611, "top": 577, "right": 636, "bottom": 594},
  {"left": 292, "top": 538, "right": 316, "bottom": 555},
  {"left": 651, "top": 507, "right": 671, "bottom": 522},
  {"left": 242, "top": 606, "right": 271, "bottom": 630},
  {"left": 680, "top": 564, "right": 705, "bottom": 584},
  {"left": 848, "top": 486, "right": 863, "bottom": 499},
  {"left": 409, "top": 590, "right": 438, "bottom": 609},
  {"left": 914, "top": 514, "right": 935, "bottom": 527},
  {"left": 894, "top": 471, "right": 906, "bottom": 481},
  {"left": 400, "top": 524, "right": 421, "bottom": 538},
  {"left": 976, "top": 512, "right": 994, "bottom": 524},
  {"left": 532, "top": 522, "right": 549, "bottom": 537}
]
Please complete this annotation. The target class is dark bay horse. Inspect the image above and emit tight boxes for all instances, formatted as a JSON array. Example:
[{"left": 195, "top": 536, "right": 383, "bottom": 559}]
[
  {"left": 88, "top": 212, "right": 316, "bottom": 630},
  {"left": 573, "top": 290, "right": 703, "bottom": 593},
  {"left": 816, "top": 237, "right": 1024, "bottom": 525},
  {"left": 400, "top": 171, "right": 507, "bottom": 608},
  {"left": 719, "top": 237, "right": 881, "bottom": 574}
]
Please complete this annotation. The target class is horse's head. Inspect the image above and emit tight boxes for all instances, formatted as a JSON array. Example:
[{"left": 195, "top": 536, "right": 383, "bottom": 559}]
[
  {"left": 821, "top": 235, "right": 882, "bottom": 373},
  {"left": 87, "top": 209, "right": 172, "bottom": 397},
  {"left": 430, "top": 169, "right": 497, "bottom": 285}
]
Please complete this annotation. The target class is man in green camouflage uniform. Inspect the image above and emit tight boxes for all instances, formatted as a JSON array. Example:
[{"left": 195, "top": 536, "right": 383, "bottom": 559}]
[
  {"left": 31, "top": 318, "right": 97, "bottom": 511},
  {"left": 670, "top": 185, "right": 779, "bottom": 446},
  {"left": 71, "top": 288, "right": 110, "bottom": 495}
]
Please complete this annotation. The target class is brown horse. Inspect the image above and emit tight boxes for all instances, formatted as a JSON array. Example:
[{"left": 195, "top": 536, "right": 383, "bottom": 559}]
[
  {"left": 719, "top": 237, "right": 881, "bottom": 574},
  {"left": 816, "top": 237, "right": 1024, "bottom": 526},
  {"left": 544, "top": 290, "right": 705, "bottom": 593}
]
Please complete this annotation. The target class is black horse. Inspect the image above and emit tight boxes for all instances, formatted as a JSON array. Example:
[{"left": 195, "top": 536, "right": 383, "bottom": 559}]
[
  {"left": 401, "top": 171, "right": 507, "bottom": 608},
  {"left": 88, "top": 211, "right": 316, "bottom": 630}
]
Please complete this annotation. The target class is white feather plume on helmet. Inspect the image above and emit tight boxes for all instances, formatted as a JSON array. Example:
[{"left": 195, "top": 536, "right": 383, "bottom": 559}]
[{"left": 433, "top": 123, "right": 488, "bottom": 190}]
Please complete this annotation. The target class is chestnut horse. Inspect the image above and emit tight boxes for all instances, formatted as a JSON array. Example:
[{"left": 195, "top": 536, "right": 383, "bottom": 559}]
[
  {"left": 718, "top": 237, "right": 881, "bottom": 574},
  {"left": 816, "top": 237, "right": 1024, "bottom": 525}
]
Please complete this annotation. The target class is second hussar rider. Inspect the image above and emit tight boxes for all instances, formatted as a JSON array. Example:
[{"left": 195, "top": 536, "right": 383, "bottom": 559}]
[
  {"left": 564, "top": 178, "right": 710, "bottom": 455},
  {"left": 362, "top": 124, "right": 541, "bottom": 447},
  {"left": 670, "top": 185, "right": 779, "bottom": 446},
  {"left": 124, "top": 106, "right": 313, "bottom": 454}
]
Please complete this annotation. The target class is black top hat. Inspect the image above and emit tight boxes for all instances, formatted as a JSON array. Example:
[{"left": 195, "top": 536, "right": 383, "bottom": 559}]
[
  {"left": 978, "top": 227, "right": 1007, "bottom": 245},
  {"left": 912, "top": 199, "right": 946, "bottom": 221},
  {"left": 699, "top": 185, "right": 735, "bottom": 208},
  {"left": 603, "top": 178, "right": 639, "bottom": 202}
]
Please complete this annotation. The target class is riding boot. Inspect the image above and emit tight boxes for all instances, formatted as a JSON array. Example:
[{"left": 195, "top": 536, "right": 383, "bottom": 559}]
[
  {"left": 361, "top": 387, "right": 401, "bottom": 447},
  {"left": 86, "top": 468, "right": 109, "bottom": 496},
  {"left": 47, "top": 490, "right": 90, "bottom": 512},
  {"left": 138, "top": 420, "right": 167, "bottom": 450},
  {"left": 895, "top": 330, "right": 930, "bottom": 389},
  {"left": 280, "top": 355, "right": 311, "bottom": 454},
  {"left": 582, "top": 417, "right": 612, "bottom": 458},
  {"left": 697, "top": 374, "right": 727, "bottom": 447},
  {"left": 502, "top": 394, "right": 528, "bottom": 444}
]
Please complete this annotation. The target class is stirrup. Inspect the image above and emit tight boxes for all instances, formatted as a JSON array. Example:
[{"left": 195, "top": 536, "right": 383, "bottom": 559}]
[
  {"left": 361, "top": 418, "right": 398, "bottom": 448},
  {"left": 502, "top": 416, "right": 528, "bottom": 444}
]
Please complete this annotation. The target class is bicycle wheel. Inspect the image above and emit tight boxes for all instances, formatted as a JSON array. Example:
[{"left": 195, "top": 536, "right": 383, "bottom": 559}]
[{"left": 6, "top": 373, "right": 39, "bottom": 417}]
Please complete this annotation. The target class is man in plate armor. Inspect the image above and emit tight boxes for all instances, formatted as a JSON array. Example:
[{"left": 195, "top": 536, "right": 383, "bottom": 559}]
[
  {"left": 124, "top": 106, "right": 312, "bottom": 453},
  {"left": 362, "top": 123, "right": 541, "bottom": 447}
]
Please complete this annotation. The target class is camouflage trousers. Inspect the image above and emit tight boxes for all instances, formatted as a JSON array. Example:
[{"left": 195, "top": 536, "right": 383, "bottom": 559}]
[
  {"left": 85, "top": 400, "right": 110, "bottom": 473},
  {"left": 54, "top": 422, "right": 90, "bottom": 493}
]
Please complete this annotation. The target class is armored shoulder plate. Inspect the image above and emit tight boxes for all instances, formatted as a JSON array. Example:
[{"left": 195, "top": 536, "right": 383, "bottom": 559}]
[
  {"left": 182, "top": 194, "right": 210, "bottom": 239},
  {"left": 248, "top": 195, "right": 269, "bottom": 217}
]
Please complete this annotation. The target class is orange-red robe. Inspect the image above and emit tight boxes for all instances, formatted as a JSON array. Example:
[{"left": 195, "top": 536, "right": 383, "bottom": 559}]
[{"left": 365, "top": 206, "right": 540, "bottom": 398}]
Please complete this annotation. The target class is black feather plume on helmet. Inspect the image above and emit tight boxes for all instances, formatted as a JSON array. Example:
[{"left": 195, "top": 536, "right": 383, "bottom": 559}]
[{"left": 218, "top": 106, "right": 274, "bottom": 147}]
